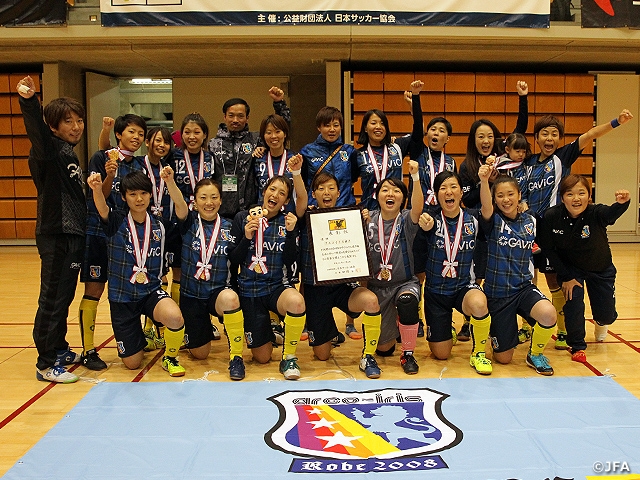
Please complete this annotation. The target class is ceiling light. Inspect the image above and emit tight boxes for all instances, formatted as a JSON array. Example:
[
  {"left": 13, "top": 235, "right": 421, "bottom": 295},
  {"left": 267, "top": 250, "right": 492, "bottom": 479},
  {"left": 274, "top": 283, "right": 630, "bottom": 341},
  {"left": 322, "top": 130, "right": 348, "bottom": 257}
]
[{"left": 128, "top": 78, "right": 173, "bottom": 85}]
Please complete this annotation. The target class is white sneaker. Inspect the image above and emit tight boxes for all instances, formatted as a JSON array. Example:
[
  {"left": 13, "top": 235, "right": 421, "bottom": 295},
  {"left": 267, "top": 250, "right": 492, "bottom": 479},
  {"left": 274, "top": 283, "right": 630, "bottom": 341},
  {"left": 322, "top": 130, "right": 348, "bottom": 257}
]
[
  {"left": 36, "top": 366, "right": 79, "bottom": 383},
  {"left": 211, "top": 323, "right": 222, "bottom": 341},
  {"left": 594, "top": 323, "right": 608, "bottom": 342}
]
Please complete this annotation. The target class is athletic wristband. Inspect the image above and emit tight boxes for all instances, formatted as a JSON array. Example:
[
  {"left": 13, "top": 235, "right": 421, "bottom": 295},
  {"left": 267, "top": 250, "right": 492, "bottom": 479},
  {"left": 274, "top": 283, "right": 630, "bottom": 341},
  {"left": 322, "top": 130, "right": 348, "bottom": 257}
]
[
  {"left": 611, "top": 118, "right": 621, "bottom": 128},
  {"left": 411, "top": 173, "right": 419, "bottom": 181},
  {"left": 291, "top": 169, "right": 301, "bottom": 176}
]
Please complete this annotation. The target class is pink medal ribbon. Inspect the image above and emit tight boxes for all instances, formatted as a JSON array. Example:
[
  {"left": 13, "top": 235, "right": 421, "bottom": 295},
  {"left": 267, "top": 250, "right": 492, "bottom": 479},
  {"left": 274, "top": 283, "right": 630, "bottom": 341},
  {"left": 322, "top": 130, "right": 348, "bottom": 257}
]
[
  {"left": 144, "top": 156, "right": 165, "bottom": 216},
  {"left": 377, "top": 212, "right": 400, "bottom": 281},
  {"left": 127, "top": 212, "right": 151, "bottom": 284},
  {"left": 267, "top": 150, "right": 287, "bottom": 178},
  {"left": 426, "top": 149, "right": 445, "bottom": 205},
  {"left": 440, "top": 211, "right": 464, "bottom": 278},
  {"left": 194, "top": 214, "right": 220, "bottom": 281},
  {"left": 367, "top": 145, "right": 388, "bottom": 199},
  {"left": 184, "top": 149, "right": 205, "bottom": 208},
  {"left": 248, "top": 217, "right": 269, "bottom": 274}
]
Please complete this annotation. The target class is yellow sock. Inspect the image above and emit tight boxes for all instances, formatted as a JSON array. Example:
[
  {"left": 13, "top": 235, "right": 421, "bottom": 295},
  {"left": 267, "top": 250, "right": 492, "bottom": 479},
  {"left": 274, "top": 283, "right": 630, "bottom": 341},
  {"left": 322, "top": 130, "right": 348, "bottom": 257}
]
[
  {"left": 224, "top": 308, "right": 244, "bottom": 360},
  {"left": 530, "top": 322, "right": 555, "bottom": 356},
  {"left": 282, "top": 312, "right": 305, "bottom": 358},
  {"left": 164, "top": 325, "right": 185, "bottom": 357},
  {"left": 79, "top": 297, "right": 98, "bottom": 354},
  {"left": 470, "top": 314, "right": 491, "bottom": 356},
  {"left": 170, "top": 281, "right": 181, "bottom": 307},
  {"left": 361, "top": 311, "right": 381, "bottom": 357},
  {"left": 550, "top": 288, "right": 566, "bottom": 333}
]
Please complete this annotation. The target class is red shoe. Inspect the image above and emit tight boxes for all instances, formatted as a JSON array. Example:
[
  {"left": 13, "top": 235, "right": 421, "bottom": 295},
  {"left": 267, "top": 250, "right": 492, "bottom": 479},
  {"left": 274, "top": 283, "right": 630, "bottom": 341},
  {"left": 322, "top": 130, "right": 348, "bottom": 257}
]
[
  {"left": 300, "top": 329, "right": 309, "bottom": 341},
  {"left": 571, "top": 350, "right": 587, "bottom": 363}
]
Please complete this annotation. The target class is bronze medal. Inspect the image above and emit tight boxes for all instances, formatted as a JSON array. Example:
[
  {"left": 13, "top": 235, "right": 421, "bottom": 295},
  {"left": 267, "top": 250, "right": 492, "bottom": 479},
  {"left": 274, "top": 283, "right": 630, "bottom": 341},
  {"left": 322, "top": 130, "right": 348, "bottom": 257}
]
[{"left": 380, "top": 268, "right": 390, "bottom": 281}]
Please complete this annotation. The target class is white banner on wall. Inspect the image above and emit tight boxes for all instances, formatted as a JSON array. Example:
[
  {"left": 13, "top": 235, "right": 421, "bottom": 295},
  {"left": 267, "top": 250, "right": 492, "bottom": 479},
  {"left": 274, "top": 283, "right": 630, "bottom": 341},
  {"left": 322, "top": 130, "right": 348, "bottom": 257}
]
[{"left": 100, "top": 0, "right": 550, "bottom": 27}]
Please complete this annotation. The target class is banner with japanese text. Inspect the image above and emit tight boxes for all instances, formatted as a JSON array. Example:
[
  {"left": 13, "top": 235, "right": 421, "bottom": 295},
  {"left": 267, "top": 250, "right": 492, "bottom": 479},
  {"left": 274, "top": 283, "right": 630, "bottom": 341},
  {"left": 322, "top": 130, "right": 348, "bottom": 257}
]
[{"left": 100, "top": 0, "right": 550, "bottom": 28}]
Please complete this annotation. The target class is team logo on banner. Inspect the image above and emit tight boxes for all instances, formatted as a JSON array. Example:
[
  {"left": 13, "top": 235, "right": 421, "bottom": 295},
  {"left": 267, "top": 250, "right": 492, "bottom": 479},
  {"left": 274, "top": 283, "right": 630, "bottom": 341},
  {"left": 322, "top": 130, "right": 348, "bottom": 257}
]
[{"left": 265, "top": 388, "right": 461, "bottom": 473}]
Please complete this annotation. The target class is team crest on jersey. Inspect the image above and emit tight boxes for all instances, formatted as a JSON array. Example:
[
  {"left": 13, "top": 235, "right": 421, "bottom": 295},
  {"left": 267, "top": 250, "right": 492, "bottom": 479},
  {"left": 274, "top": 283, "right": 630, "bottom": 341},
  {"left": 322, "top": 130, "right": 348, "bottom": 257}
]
[
  {"left": 116, "top": 341, "right": 125, "bottom": 355},
  {"left": 265, "top": 388, "right": 461, "bottom": 464},
  {"left": 524, "top": 223, "right": 535, "bottom": 236},
  {"left": 581, "top": 225, "right": 590, "bottom": 238},
  {"left": 278, "top": 226, "right": 286, "bottom": 237},
  {"left": 463, "top": 222, "right": 475, "bottom": 235},
  {"left": 152, "top": 229, "right": 161, "bottom": 242},
  {"left": 220, "top": 229, "right": 231, "bottom": 241},
  {"left": 544, "top": 162, "right": 553, "bottom": 173},
  {"left": 340, "top": 151, "right": 349, "bottom": 162},
  {"left": 242, "top": 143, "right": 253, "bottom": 154},
  {"left": 245, "top": 331, "right": 253, "bottom": 345},
  {"left": 89, "top": 265, "right": 101, "bottom": 279}
]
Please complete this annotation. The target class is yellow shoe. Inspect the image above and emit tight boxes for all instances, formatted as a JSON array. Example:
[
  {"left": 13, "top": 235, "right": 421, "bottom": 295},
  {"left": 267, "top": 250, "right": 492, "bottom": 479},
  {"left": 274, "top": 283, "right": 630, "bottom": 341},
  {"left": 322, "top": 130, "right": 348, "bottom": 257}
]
[
  {"left": 451, "top": 326, "right": 457, "bottom": 346},
  {"left": 554, "top": 331, "right": 568, "bottom": 350},
  {"left": 470, "top": 352, "right": 492, "bottom": 375},
  {"left": 162, "top": 356, "right": 185, "bottom": 377}
]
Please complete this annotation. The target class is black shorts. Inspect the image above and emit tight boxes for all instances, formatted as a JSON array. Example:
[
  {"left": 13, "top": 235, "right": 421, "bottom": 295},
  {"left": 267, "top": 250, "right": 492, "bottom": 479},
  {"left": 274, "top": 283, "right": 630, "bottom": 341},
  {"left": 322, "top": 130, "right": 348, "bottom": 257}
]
[
  {"left": 532, "top": 248, "right": 556, "bottom": 274},
  {"left": 240, "top": 285, "right": 291, "bottom": 349},
  {"left": 424, "top": 284, "right": 483, "bottom": 342},
  {"left": 165, "top": 223, "right": 182, "bottom": 268},
  {"left": 110, "top": 288, "right": 171, "bottom": 358},
  {"left": 180, "top": 288, "right": 227, "bottom": 349},
  {"left": 304, "top": 283, "right": 359, "bottom": 346},
  {"left": 487, "top": 283, "right": 549, "bottom": 353},
  {"left": 81, "top": 234, "right": 108, "bottom": 283}
]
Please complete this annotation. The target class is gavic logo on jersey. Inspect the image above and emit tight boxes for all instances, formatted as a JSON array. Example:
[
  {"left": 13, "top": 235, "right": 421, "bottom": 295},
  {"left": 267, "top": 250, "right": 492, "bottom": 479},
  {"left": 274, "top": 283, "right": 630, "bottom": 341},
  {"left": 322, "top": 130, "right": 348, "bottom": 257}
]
[
  {"left": 498, "top": 236, "right": 534, "bottom": 249},
  {"left": 241, "top": 143, "right": 253, "bottom": 154},
  {"left": 265, "top": 388, "right": 461, "bottom": 473}
]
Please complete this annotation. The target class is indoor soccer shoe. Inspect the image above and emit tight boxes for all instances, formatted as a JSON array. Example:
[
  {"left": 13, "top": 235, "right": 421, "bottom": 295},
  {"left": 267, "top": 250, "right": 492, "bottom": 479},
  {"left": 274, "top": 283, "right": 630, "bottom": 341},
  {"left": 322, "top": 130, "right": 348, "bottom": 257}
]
[
  {"left": 345, "top": 324, "right": 362, "bottom": 340},
  {"left": 554, "top": 331, "right": 568, "bottom": 350},
  {"left": 228, "top": 356, "right": 245, "bottom": 381},
  {"left": 594, "top": 322, "right": 608, "bottom": 342},
  {"left": 54, "top": 349, "right": 81, "bottom": 366},
  {"left": 517, "top": 324, "right": 532, "bottom": 344},
  {"left": 469, "top": 352, "right": 493, "bottom": 375},
  {"left": 272, "top": 323, "right": 285, "bottom": 346},
  {"left": 332, "top": 332, "right": 346, "bottom": 346},
  {"left": 417, "top": 319, "right": 425, "bottom": 338},
  {"left": 300, "top": 328, "right": 309, "bottom": 341},
  {"left": 400, "top": 353, "right": 419, "bottom": 375},
  {"left": 81, "top": 349, "right": 107, "bottom": 371},
  {"left": 162, "top": 356, "right": 185, "bottom": 377},
  {"left": 143, "top": 327, "right": 164, "bottom": 351},
  {"left": 526, "top": 353, "right": 554, "bottom": 376},
  {"left": 359, "top": 354, "right": 381, "bottom": 379},
  {"left": 571, "top": 350, "right": 587, "bottom": 363},
  {"left": 457, "top": 322, "right": 470, "bottom": 342},
  {"left": 211, "top": 323, "right": 222, "bottom": 341},
  {"left": 36, "top": 365, "right": 78, "bottom": 384},
  {"left": 279, "top": 357, "right": 301, "bottom": 380}
]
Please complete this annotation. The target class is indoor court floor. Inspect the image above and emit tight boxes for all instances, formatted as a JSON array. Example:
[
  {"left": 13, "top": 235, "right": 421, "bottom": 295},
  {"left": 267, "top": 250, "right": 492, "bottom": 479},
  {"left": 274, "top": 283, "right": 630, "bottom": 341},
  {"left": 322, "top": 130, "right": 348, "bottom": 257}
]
[{"left": 0, "top": 244, "right": 639, "bottom": 477}]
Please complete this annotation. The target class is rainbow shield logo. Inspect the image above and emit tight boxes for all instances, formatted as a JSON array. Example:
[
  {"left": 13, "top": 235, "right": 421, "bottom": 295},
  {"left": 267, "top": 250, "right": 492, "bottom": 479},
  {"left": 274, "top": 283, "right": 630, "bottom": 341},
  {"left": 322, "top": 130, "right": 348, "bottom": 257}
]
[{"left": 265, "top": 388, "right": 461, "bottom": 462}]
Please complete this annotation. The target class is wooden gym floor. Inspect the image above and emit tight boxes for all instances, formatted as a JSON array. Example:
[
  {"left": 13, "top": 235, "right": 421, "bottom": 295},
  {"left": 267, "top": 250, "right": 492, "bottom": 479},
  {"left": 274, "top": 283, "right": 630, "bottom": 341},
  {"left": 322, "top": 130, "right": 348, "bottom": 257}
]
[{"left": 0, "top": 243, "right": 639, "bottom": 476}]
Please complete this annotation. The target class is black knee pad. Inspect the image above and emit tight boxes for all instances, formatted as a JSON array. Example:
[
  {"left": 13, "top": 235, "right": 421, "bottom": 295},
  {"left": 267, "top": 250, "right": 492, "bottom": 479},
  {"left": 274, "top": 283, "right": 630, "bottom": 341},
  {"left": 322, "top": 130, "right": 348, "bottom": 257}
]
[
  {"left": 397, "top": 293, "right": 419, "bottom": 325},
  {"left": 376, "top": 344, "right": 395, "bottom": 356}
]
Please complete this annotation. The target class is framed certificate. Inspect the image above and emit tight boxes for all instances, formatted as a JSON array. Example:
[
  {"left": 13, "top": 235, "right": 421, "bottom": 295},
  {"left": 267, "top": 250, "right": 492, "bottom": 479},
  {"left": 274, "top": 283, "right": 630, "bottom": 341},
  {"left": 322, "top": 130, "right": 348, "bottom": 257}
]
[{"left": 306, "top": 206, "right": 372, "bottom": 285}]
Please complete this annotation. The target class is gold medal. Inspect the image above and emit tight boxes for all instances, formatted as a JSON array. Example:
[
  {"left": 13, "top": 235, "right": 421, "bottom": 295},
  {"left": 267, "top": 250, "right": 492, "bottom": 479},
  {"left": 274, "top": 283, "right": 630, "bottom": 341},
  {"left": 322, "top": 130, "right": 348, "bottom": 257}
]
[
  {"left": 199, "top": 271, "right": 207, "bottom": 280},
  {"left": 254, "top": 264, "right": 263, "bottom": 274},
  {"left": 108, "top": 149, "right": 119, "bottom": 161},
  {"left": 380, "top": 268, "right": 390, "bottom": 280},
  {"left": 135, "top": 271, "right": 147, "bottom": 284}
]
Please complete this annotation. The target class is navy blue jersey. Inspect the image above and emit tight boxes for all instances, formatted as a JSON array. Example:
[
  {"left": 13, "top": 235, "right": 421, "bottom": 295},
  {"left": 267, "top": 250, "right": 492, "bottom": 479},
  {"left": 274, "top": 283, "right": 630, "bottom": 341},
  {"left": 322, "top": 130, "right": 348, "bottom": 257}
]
[
  {"left": 495, "top": 155, "right": 528, "bottom": 205},
  {"left": 354, "top": 143, "right": 405, "bottom": 211},
  {"left": 414, "top": 148, "right": 457, "bottom": 208},
  {"left": 179, "top": 211, "right": 235, "bottom": 299},
  {"left": 525, "top": 139, "right": 581, "bottom": 217},
  {"left": 481, "top": 211, "right": 536, "bottom": 298},
  {"left": 103, "top": 210, "right": 166, "bottom": 303},
  {"left": 300, "top": 136, "right": 356, "bottom": 207},
  {"left": 228, "top": 211, "right": 298, "bottom": 297},
  {"left": 142, "top": 156, "right": 173, "bottom": 223},
  {"left": 416, "top": 206, "right": 479, "bottom": 295},
  {"left": 171, "top": 148, "right": 214, "bottom": 206},
  {"left": 86, "top": 151, "right": 146, "bottom": 237},
  {"left": 254, "top": 149, "right": 298, "bottom": 214}
]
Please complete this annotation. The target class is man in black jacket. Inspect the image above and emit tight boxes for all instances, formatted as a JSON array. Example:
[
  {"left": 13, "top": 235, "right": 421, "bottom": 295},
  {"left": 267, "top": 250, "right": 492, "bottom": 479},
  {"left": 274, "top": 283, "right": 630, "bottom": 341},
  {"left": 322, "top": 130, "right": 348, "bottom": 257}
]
[{"left": 18, "top": 76, "right": 87, "bottom": 383}]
